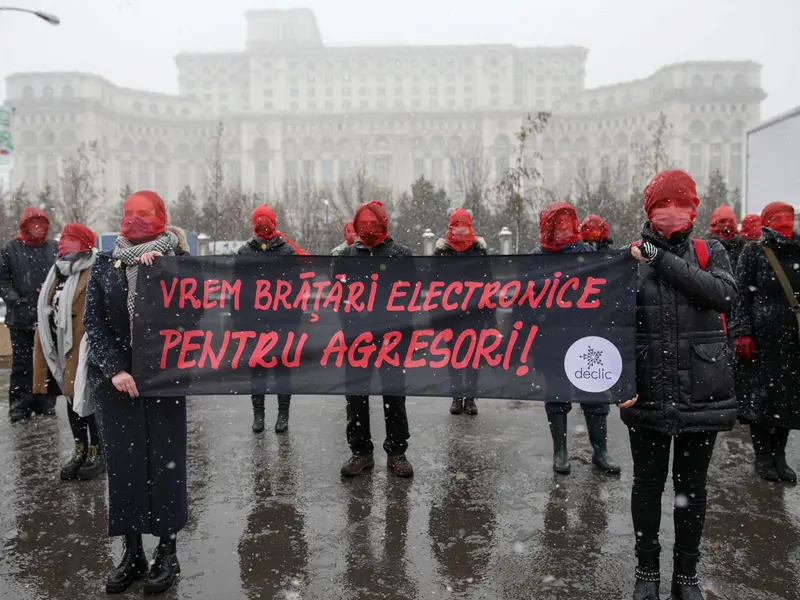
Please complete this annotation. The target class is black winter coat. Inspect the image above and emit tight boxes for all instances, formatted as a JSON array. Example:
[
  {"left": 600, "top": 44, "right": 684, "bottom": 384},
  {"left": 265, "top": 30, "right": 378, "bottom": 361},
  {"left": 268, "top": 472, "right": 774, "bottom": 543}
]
[
  {"left": 589, "top": 239, "right": 615, "bottom": 252},
  {"left": 620, "top": 225, "right": 738, "bottom": 436},
  {"left": 237, "top": 236, "right": 297, "bottom": 256},
  {"left": 708, "top": 234, "right": 746, "bottom": 271},
  {"left": 0, "top": 238, "right": 57, "bottom": 329},
  {"left": 730, "top": 228, "right": 800, "bottom": 429}
]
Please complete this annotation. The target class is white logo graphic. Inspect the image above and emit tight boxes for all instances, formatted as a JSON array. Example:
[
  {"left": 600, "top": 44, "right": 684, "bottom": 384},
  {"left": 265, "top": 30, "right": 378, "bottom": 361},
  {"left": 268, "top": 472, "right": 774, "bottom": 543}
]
[{"left": 564, "top": 336, "right": 622, "bottom": 393}]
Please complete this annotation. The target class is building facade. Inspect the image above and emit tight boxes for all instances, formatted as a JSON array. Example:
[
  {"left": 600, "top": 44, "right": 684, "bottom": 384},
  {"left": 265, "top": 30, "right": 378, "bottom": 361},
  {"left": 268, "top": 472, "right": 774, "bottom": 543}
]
[{"left": 4, "top": 8, "right": 765, "bottom": 216}]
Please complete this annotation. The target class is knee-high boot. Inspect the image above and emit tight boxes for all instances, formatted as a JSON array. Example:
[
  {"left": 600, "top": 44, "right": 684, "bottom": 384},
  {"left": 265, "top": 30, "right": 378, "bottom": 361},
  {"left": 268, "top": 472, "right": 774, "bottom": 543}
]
[
  {"left": 750, "top": 423, "right": 779, "bottom": 481},
  {"left": 585, "top": 413, "right": 621, "bottom": 474},
  {"left": 771, "top": 427, "right": 797, "bottom": 484},
  {"left": 275, "top": 394, "right": 291, "bottom": 433},
  {"left": 251, "top": 394, "right": 265, "bottom": 433},
  {"left": 547, "top": 413, "right": 570, "bottom": 475}
]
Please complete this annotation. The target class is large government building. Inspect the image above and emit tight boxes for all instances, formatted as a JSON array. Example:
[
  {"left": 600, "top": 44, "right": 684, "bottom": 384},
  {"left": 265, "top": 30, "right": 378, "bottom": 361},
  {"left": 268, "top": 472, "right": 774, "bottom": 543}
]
[{"left": 3, "top": 8, "right": 766, "bottom": 208}]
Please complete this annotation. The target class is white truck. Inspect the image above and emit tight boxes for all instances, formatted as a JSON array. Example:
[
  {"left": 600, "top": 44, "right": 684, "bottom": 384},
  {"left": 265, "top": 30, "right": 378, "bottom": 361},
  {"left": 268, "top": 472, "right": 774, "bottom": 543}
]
[{"left": 743, "top": 105, "right": 800, "bottom": 218}]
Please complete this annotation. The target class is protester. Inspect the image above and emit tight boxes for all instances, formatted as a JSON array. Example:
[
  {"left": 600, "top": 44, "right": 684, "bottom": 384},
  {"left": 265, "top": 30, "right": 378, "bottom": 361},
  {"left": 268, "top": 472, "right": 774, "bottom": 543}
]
[
  {"left": 168, "top": 225, "right": 191, "bottom": 254},
  {"left": 708, "top": 205, "right": 745, "bottom": 267},
  {"left": 534, "top": 201, "right": 619, "bottom": 476},
  {"left": 336, "top": 200, "right": 414, "bottom": 478},
  {"left": 85, "top": 190, "right": 185, "bottom": 594},
  {"left": 434, "top": 207, "right": 493, "bottom": 416},
  {"left": 331, "top": 220, "right": 357, "bottom": 256},
  {"left": 237, "top": 205, "right": 307, "bottom": 434},
  {"left": 740, "top": 214, "right": 763, "bottom": 242},
  {"left": 580, "top": 214, "right": 614, "bottom": 250},
  {"left": 0, "top": 207, "right": 58, "bottom": 422},
  {"left": 621, "top": 169, "right": 737, "bottom": 600},
  {"left": 33, "top": 223, "right": 104, "bottom": 480},
  {"left": 731, "top": 201, "right": 799, "bottom": 484}
]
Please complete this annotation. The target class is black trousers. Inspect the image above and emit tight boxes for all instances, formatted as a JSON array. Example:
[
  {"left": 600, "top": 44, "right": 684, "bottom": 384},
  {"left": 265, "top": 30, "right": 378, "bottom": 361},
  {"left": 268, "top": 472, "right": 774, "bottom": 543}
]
[
  {"left": 9, "top": 328, "right": 35, "bottom": 411},
  {"left": 67, "top": 400, "right": 100, "bottom": 447},
  {"left": 629, "top": 427, "right": 717, "bottom": 554}
]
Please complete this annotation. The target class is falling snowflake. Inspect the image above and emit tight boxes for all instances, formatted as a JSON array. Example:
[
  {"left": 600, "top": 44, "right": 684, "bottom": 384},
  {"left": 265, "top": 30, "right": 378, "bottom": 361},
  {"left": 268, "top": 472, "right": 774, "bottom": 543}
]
[{"left": 580, "top": 347, "right": 603, "bottom": 368}]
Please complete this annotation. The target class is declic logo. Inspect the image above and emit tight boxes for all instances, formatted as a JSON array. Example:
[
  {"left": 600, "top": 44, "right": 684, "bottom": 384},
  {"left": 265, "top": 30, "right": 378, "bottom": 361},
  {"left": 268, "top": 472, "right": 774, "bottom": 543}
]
[{"left": 563, "top": 336, "right": 622, "bottom": 393}]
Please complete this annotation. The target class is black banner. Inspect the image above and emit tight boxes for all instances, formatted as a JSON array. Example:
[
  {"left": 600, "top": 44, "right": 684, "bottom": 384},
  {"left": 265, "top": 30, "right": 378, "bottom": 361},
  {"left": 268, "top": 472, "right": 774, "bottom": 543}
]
[{"left": 131, "top": 253, "right": 637, "bottom": 402}]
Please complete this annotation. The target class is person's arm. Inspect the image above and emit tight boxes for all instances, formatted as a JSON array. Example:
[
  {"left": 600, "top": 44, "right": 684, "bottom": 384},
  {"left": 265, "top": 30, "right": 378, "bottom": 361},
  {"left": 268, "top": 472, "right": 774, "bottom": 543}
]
[
  {"left": 729, "top": 243, "right": 756, "bottom": 338},
  {"left": 84, "top": 260, "right": 130, "bottom": 378},
  {"left": 0, "top": 244, "right": 21, "bottom": 305},
  {"left": 648, "top": 239, "right": 737, "bottom": 313}
]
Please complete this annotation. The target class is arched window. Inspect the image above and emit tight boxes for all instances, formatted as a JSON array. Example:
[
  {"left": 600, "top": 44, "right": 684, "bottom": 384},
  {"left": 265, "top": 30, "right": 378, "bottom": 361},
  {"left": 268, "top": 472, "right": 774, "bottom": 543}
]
[
  {"left": 689, "top": 120, "right": 706, "bottom": 136},
  {"left": 22, "top": 85, "right": 34, "bottom": 99}
]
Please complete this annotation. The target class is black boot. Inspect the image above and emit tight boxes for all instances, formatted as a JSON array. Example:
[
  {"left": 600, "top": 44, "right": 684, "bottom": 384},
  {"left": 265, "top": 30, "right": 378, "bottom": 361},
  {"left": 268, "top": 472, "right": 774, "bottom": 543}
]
[
  {"left": 143, "top": 536, "right": 181, "bottom": 595},
  {"left": 32, "top": 394, "right": 57, "bottom": 416},
  {"left": 772, "top": 428, "right": 797, "bottom": 484},
  {"left": 585, "top": 413, "right": 621, "bottom": 474},
  {"left": 449, "top": 398, "right": 464, "bottom": 415},
  {"left": 750, "top": 424, "right": 779, "bottom": 481},
  {"left": 671, "top": 550, "right": 705, "bottom": 600},
  {"left": 251, "top": 395, "right": 265, "bottom": 433},
  {"left": 463, "top": 398, "right": 478, "bottom": 416},
  {"left": 77, "top": 445, "right": 106, "bottom": 480},
  {"left": 9, "top": 395, "right": 33, "bottom": 423},
  {"left": 60, "top": 442, "right": 86, "bottom": 480},
  {"left": 633, "top": 544, "right": 660, "bottom": 600},
  {"left": 274, "top": 394, "right": 290, "bottom": 433},
  {"left": 105, "top": 534, "right": 148, "bottom": 594},
  {"left": 547, "top": 413, "right": 571, "bottom": 475}
]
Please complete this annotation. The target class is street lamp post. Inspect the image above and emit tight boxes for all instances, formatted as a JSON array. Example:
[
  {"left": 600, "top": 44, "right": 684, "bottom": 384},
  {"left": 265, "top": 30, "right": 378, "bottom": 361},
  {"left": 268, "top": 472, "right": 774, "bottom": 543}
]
[
  {"left": 323, "top": 199, "right": 330, "bottom": 225},
  {"left": 0, "top": 6, "right": 60, "bottom": 25}
]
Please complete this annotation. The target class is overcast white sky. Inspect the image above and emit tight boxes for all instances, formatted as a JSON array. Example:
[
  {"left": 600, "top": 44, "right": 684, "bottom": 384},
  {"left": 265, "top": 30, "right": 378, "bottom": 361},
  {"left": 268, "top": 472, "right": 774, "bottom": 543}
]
[{"left": 0, "top": 0, "right": 797, "bottom": 119}]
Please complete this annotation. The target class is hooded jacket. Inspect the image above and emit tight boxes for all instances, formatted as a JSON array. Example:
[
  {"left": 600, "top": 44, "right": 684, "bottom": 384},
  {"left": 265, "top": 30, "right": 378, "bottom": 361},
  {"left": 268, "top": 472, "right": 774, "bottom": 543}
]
[
  {"left": 620, "top": 224, "right": 738, "bottom": 435},
  {"left": 0, "top": 209, "right": 58, "bottom": 329}
]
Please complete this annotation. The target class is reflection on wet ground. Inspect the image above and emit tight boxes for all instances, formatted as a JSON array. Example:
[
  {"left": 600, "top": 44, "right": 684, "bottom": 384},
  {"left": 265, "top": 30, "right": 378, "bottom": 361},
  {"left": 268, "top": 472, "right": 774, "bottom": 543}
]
[{"left": 1, "top": 374, "right": 798, "bottom": 599}]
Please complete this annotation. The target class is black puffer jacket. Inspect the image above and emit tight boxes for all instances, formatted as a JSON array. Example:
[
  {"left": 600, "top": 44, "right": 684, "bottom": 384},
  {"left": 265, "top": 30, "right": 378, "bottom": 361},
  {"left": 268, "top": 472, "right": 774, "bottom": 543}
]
[
  {"left": 730, "top": 228, "right": 800, "bottom": 429},
  {"left": 433, "top": 236, "right": 488, "bottom": 258},
  {"left": 237, "top": 236, "right": 296, "bottom": 257},
  {"left": 337, "top": 237, "right": 412, "bottom": 259},
  {"left": 708, "top": 234, "right": 746, "bottom": 270},
  {"left": 0, "top": 238, "right": 58, "bottom": 329},
  {"left": 620, "top": 224, "right": 738, "bottom": 435},
  {"left": 589, "top": 239, "right": 615, "bottom": 252}
]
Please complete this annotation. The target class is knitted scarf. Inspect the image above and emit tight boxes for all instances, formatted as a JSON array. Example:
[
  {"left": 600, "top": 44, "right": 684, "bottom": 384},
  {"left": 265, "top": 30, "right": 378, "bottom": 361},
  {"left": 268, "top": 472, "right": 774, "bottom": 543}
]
[
  {"left": 37, "top": 251, "right": 97, "bottom": 389},
  {"left": 112, "top": 232, "right": 178, "bottom": 326}
]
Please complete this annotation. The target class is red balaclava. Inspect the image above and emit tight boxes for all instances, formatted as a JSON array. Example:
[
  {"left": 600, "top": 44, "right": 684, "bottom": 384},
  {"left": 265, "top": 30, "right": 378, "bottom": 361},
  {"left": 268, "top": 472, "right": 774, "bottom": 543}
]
[
  {"left": 353, "top": 201, "right": 389, "bottom": 248},
  {"left": 710, "top": 205, "right": 738, "bottom": 240},
  {"left": 17, "top": 207, "right": 50, "bottom": 248},
  {"left": 539, "top": 201, "right": 581, "bottom": 252},
  {"left": 121, "top": 190, "right": 168, "bottom": 245},
  {"left": 251, "top": 205, "right": 309, "bottom": 255},
  {"left": 740, "top": 214, "right": 763, "bottom": 241},
  {"left": 343, "top": 221, "right": 357, "bottom": 246},
  {"left": 580, "top": 214, "right": 610, "bottom": 243},
  {"left": 762, "top": 201, "right": 795, "bottom": 239},
  {"left": 59, "top": 223, "right": 96, "bottom": 258},
  {"left": 644, "top": 169, "right": 700, "bottom": 240},
  {"left": 446, "top": 208, "right": 477, "bottom": 252}
]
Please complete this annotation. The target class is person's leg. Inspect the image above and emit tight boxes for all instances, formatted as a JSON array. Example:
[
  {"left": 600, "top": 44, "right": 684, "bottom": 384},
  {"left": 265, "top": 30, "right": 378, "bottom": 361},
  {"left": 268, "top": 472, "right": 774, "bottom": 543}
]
[
  {"left": 446, "top": 353, "right": 464, "bottom": 415},
  {"left": 463, "top": 366, "right": 478, "bottom": 416},
  {"left": 341, "top": 394, "right": 375, "bottom": 476},
  {"left": 771, "top": 427, "right": 796, "bottom": 484},
  {"left": 629, "top": 426, "right": 672, "bottom": 599},
  {"left": 545, "top": 401, "right": 572, "bottom": 474},
  {"left": 8, "top": 328, "right": 35, "bottom": 422},
  {"left": 61, "top": 400, "right": 88, "bottom": 480},
  {"left": 383, "top": 395, "right": 413, "bottom": 477},
  {"left": 670, "top": 431, "right": 718, "bottom": 599},
  {"left": 750, "top": 422, "right": 779, "bottom": 481},
  {"left": 275, "top": 394, "right": 291, "bottom": 433},
  {"left": 251, "top": 394, "right": 265, "bottom": 433},
  {"left": 581, "top": 402, "right": 620, "bottom": 474}
]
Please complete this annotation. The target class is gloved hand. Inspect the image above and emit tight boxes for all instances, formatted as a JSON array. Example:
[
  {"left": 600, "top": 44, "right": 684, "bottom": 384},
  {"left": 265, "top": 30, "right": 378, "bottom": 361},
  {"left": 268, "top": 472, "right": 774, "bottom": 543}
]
[{"left": 735, "top": 336, "right": 756, "bottom": 360}]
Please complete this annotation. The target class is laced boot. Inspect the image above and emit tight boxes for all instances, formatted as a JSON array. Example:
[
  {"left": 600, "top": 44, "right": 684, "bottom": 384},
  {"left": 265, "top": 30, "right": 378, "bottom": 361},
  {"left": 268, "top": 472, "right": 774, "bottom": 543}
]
[
  {"left": 77, "top": 445, "right": 106, "bottom": 480},
  {"left": 143, "top": 536, "right": 181, "bottom": 595},
  {"left": 105, "top": 534, "right": 148, "bottom": 593},
  {"left": 60, "top": 442, "right": 86, "bottom": 480},
  {"left": 633, "top": 544, "right": 660, "bottom": 600},
  {"left": 463, "top": 398, "right": 478, "bottom": 415},
  {"left": 547, "top": 413, "right": 571, "bottom": 474},
  {"left": 449, "top": 398, "right": 464, "bottom": 415},
  {"left": 387, "top": 454, "right": 414, "bottom": 478},
  {"left": 670, "top": 550, "right": 705, "bottom": 600},
  {"left": 340, "top": 454, "right": 375, "bottom": 477},
  {"left": 274, "top": 394, "right": 290, "bottom": 433},
  {"left": 585, "top": 413, "right": 621, "bottom": 474},
  {"left": 251, "top": 395, "right": 265, "bottom": 433}
]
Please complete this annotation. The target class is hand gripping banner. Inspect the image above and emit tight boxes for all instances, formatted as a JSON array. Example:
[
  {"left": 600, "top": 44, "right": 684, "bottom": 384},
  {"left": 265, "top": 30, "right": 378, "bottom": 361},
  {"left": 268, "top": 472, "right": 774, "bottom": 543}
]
[{"left": 131, "top": 252, "right": 637, "bottom": 403}]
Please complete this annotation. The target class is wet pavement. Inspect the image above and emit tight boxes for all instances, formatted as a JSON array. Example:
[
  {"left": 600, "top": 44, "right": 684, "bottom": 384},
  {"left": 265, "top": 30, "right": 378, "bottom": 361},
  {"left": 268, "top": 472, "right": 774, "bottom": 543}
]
[{"left": 0, "top": 372, "right": 799, "bottom": 600}]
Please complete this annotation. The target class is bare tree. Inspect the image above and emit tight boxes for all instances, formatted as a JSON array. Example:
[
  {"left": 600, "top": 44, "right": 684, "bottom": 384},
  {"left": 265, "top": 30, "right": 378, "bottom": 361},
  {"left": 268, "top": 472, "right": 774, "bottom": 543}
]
[
  {"left": 448, "top": 140, "right": 491, "bottom": 228},
  {"left": 56, "top": 140, "right": 106, "bottom": 227},
  {"left": 494, "top": 111, "right": 552, "bottom": 252},
  {"left": 631, "top": 111, "right": 676, "bottom": 185},
  {"left": 201, "top": 121, "right": 227, "bottom": 244}
]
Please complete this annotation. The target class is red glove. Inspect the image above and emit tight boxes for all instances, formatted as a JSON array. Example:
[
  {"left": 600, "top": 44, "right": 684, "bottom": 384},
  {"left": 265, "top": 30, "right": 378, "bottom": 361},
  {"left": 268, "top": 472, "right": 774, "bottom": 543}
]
[{"left": 735, "top": 336, "right": 756, "bottom": 360}]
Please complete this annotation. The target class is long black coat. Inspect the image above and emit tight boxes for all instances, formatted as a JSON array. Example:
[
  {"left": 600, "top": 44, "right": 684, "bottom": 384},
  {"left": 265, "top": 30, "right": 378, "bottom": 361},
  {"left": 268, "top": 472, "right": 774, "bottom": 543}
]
[
  {"left": 730, "top": 228, "right": 800, "bottom": 429},
  {"left": 0, "top": 238, "right": 57, "bottom": 329},
  {"left": 620, "top": 225, "right": 738, "bottom": 436},
  {"left": 708, "top": 234, "right": 746, "bottom": 270},
  {"left": 85, "top": 253, "right": 188, "bottom": 537}
]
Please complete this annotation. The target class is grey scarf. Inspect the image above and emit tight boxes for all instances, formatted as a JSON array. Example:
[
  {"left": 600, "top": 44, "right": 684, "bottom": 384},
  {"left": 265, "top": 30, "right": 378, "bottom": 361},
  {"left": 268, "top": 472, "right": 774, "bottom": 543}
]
[
  {"left": 112, "top": 232, "right": 178, "bottom": 325},
  {"left": 37, "top": 251, "right": 97, "bottom": 389}
]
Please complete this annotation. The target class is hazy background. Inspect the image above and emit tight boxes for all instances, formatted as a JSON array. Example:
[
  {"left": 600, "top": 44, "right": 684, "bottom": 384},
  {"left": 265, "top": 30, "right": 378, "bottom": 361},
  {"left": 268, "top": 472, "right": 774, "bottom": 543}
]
[{"left": 1, "top": 0, "right": 798, "bottom": 119}]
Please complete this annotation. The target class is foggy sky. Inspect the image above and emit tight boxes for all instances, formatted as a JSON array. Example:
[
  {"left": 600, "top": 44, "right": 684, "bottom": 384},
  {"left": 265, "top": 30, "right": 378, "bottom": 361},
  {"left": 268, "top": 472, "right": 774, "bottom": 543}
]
[{"left": 0, "top": 0, "right": 797, "bottom": 120}]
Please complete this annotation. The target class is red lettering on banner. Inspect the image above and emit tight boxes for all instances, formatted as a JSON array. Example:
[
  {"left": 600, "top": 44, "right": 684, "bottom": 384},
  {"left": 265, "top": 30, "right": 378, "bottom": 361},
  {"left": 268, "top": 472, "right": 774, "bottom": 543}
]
[
  {"left": 404, "top": 329, "right": 434, "bottom": 368},
  {"left": 177, "top": 330, "right": 203, "bottom": 369},
  {"left": 230, "top": 331, "right": 256, "bottom": 369},
  {"left": 222, "top": 279, "right": 241, "bottom": 311},
  {"left": 461, "top": 281, "right": 483, "bottom": 311},
  {"left": 577, "top": 277, "right": 606, "bottom": 309},
  {"left": 472, "top": 329, "right": 504, "bottom": 368},
  {"left": 179, "top": 279, "right": 202, "bottom": 309},
  {"left": 274, "top": 280, "right": 293, "bottom": 311},
  {"left": 546, "top": 272, "right": 563, "bottom": 308},
  {"left": 348, "top": 332, "right": 376, "bottom": 368},
  {"left": 159, "top": 329, "right": 182, "bottom": 369},
  {"left": 442, "top": 282, "right": 463, "bottom": 311},
  {"left": 423, "top": 281, "right": 444, "bottom": 311},
  {"left": 321, "top": 330, "right": 347, "bottom": 367},
  {"left": 503, "top": 321, "right": 523, "bottom": 370},
  {"left": 477, "top": 281, "right": 502, "bottom": 310},
  {"left": 203, "top": 279, "right": 221, "bottom": 309},
  {"left": 198, "top": 330, "right": 232, "bottom": 370},
  {"left": 367, "top": 274, "right": 379, "bottom": 312},
  {"left": 248, "top": 332, "right": 279, "bottom": 368},
  {"left": 518, "top": 280, "right": 551, "bottom": 308},
  {"left": 556, "top": 278, "right": 580, "bottom": 308},
  {"left": 387, "top": 281, "right": 409, "bottom": 311},
  {"left": 375, "top": 331, "right": 403, "bottom": 367},
  {"left": 345, "top": 281, "right": 365, "bottom": 313},
  {"left": 498, "top": 281, "right": 521, "bottom": 308},
  {"left": 281, "top": 332, "right": 305, "bottom": 367},
  {"left": 429, "top": 329, "right": 454, "bottom": 368},
  {"left": 451, "top": 330, "right": 478, "bottom": 369},
  {"left": 161, "top": 280, "right": 178, "bottom": 308},
  {"left": 324, "top": 280, "right": 343, "bottom": 311},
  {"left": 407, "top": 282, "right": 425, "bottom": 312},
  {"left": 515, "top": 326, "right": 539, "bottom": 376},
  {"left": 254, "top": 281, "right": 271, "bottom": 310}
]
